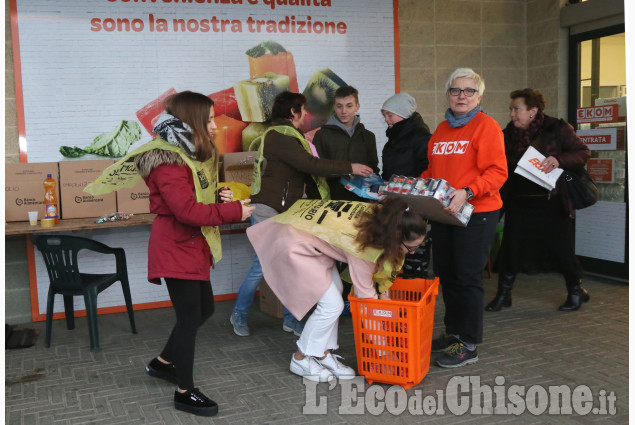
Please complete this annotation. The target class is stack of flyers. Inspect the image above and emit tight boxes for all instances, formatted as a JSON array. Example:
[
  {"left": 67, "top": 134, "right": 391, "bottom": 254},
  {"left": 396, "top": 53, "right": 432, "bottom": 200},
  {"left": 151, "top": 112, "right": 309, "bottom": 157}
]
[
  {"left": 386, "top": 175, "right": 406, "bottom": 193},
  {"left": 514, "top": 146, "right": 563, "bottom": 190},
  {"left": 456, "top": 202, "right": 475, "bottom": 225}
]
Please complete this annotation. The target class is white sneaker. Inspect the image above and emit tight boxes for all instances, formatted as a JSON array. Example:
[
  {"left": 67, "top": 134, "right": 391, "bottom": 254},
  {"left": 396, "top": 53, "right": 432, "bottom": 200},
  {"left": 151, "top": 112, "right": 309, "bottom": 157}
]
[
  {"left": 289, "top": 355, "right": 333, "bottom": 383},
  {"left": 315, "top": 353, "right": 356, "bottom": 380}
]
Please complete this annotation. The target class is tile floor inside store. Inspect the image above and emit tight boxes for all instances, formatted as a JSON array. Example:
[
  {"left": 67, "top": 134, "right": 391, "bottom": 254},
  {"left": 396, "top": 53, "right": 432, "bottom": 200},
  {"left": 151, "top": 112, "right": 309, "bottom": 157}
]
[{"left": 5, "top": 273, "right": 628, "bottom": 424}]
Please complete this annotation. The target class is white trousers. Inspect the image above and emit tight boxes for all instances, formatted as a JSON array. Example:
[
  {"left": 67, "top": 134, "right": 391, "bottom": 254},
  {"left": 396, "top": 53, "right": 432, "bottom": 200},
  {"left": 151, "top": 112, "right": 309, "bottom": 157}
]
[{"left": 296, "top": 267, "right": 344, "bottom": 357}]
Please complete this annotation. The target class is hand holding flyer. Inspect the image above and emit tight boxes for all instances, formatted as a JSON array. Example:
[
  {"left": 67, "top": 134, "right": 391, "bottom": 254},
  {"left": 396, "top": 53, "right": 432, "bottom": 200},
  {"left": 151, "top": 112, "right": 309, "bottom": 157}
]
[{"left": 514, "top": 146, "right": 563, "bottom": 190}]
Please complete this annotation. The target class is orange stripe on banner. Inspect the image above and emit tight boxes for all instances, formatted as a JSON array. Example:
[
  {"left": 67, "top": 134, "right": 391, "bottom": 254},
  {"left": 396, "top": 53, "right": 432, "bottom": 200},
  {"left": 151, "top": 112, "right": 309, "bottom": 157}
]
[
  {"left": 32, "top": 301, "right": 170, "bottom": 322},
  {"left": 9, "top": 0, "right": 28, "bottom": 162},
  {"left": 31, "top": 292, "right": 241, "bottom": 322},
  {"left": 393, "top": 0, "right": 400, "bottom": 93},
  {"left": 27, "top": 237, "right": 41, "bottom": 322}
]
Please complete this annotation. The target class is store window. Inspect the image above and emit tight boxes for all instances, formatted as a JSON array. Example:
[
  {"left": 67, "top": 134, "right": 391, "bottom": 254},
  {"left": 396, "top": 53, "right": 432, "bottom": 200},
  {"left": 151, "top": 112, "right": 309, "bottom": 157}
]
[
  {"left": 578, "top": 32, "right": 626, "bottom": 202},
  {"left": 568, "top": 24, "right": 627, "bottom": 280}
]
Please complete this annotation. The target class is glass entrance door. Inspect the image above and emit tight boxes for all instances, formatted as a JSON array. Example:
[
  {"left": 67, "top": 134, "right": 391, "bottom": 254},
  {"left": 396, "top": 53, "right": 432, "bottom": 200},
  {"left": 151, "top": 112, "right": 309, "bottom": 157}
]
[{"left": 568, "top": 24, "right": 627, "bottom": 280}]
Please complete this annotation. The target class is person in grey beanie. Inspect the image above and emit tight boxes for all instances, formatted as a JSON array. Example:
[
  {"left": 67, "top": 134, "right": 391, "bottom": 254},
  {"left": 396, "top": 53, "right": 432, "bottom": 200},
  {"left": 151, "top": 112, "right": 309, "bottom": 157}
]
[
  {"left": 380, "top": 93, "right": 432, "bottom": 180},
  {"left": 380, "top": 93, "right": 433, "bottom": 280}
]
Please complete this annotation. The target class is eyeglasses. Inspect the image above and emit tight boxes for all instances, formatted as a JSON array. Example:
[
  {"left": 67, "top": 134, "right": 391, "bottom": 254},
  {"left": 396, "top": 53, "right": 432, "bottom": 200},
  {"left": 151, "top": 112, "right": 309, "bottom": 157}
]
[
  {"left": 402, "top": 241, "right": 419, "bottom": 254},
  {"left": 448, "top": 88, "right": 478, "bottom": 97}
]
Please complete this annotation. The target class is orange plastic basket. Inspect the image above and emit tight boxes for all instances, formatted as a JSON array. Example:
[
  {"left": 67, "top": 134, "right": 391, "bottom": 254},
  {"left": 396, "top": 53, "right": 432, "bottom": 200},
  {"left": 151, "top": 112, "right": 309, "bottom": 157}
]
[{"left": 349, "top": 277, "right": 439, "bottom": 389}]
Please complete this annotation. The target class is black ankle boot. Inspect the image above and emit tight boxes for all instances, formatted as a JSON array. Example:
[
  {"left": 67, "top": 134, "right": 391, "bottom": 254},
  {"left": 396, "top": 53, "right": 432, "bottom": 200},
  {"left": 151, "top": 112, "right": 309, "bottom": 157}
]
[
  {"left": 559, "top": 283, "right": 590, "bottom": 311},
  {"left": 485, "top": 273, "right": 516, "bottom": 312},
  {"left": 174, "top": 388, "right": 219, "bottom": 416}
]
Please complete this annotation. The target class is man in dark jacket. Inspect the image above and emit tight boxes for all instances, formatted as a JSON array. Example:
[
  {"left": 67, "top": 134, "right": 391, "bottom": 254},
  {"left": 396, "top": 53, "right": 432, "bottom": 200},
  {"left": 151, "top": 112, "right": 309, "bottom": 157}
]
[
  {"left": 312, "top": 86, "right": 379, "bottom": 201},
  {"left": 380, "top": 92, "right": 432, "bottom": 180}
]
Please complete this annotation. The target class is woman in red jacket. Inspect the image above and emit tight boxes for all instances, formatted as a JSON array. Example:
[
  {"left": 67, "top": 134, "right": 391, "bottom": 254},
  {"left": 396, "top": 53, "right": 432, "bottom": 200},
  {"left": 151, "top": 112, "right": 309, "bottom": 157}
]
[{"left": 134, "top": 91, "right": 254, "bottom": 417}]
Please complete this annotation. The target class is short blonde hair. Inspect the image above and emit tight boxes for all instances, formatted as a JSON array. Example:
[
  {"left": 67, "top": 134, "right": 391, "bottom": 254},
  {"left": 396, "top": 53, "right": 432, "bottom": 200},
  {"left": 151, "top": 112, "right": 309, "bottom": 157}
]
[{"left": 445, "top": 68, "right": 485, "bottom": 96}]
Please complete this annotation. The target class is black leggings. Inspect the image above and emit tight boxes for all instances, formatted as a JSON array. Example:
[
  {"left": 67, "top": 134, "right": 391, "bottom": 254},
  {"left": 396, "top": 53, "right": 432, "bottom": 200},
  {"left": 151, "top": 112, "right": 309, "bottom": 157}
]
[{"left": 160, "top": 278, "right": 215, "bottom": 390}]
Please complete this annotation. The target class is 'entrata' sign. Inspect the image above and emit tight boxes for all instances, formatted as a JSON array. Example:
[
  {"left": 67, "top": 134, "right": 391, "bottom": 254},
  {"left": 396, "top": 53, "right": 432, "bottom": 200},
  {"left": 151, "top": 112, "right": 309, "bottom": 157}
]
[
  {"left": 576, "top": 105, "right": 618, "bottom": 124},
  {"left": 576, "top": 128, "right": 617, "bottom": 151}
]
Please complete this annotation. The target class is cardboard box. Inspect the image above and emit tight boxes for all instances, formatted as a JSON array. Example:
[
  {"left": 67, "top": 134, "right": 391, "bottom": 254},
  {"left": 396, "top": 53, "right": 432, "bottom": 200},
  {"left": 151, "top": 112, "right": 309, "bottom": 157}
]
[
  {"left": 220, "top": 152, "right": 257, "bottom": 186},
  {"left": 384, "top": 192, "right": 470, "bottom": 227},
  {"left": 5, "top": 162, "right": 60, "bottom": 222},
  {"left": 59, "top": 160, "right": 117, "bottom": 219},
  {"left": 117, "top": 179, "right": 150, "bottom": 214},
  {"left": 259, "top": 280, "right": 284, "bottom": 319}
]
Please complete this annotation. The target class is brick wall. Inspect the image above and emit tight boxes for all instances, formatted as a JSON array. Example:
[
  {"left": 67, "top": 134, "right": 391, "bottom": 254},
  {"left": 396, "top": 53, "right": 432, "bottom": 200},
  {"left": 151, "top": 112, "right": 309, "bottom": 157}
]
[{"left": 398, "top": 0, "right": 562, "bottom": 129}]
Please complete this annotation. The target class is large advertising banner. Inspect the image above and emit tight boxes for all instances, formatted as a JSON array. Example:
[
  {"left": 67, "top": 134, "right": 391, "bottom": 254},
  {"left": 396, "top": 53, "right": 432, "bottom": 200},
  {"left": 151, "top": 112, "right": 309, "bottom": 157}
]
[
  {"left": 12, "top": 0, "right": 397, "bottom": 163},
  {"left": 10, "top": 0, "right": 398, "bottom": 318}
]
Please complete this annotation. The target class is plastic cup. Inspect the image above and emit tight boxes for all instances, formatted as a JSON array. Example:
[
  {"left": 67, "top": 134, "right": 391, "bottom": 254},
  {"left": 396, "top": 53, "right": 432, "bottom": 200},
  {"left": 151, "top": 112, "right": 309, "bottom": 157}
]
[{"left": 28, "top": 211, "right": 38, "bottom": 226}]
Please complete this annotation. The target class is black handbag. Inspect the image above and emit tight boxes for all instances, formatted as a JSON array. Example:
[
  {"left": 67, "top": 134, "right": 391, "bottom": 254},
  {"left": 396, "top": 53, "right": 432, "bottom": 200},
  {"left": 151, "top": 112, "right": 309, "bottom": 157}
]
[{"left": 563, "top": 167, "right": 599, "bottom": 210}]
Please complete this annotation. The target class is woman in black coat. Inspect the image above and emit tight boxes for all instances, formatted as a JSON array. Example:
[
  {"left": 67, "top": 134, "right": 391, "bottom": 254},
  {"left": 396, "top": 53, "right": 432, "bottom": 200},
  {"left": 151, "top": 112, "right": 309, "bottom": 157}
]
[
  {"left": 380, "top": 93, "right": 432, "bottom": 180},
  {"left": 486, "top": 88, "right": 591, "bottom": 313}
]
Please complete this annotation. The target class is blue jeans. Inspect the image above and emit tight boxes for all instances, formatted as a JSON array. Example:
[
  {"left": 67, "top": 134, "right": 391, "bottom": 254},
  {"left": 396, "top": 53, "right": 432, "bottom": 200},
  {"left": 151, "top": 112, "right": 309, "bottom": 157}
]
[{"left": 233, "top": 215, "right": 293, "bottom": 321}]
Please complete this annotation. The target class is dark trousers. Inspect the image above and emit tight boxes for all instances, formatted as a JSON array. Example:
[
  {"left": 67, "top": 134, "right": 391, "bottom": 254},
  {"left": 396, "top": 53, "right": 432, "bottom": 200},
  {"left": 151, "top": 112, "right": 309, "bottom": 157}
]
[
  {"left": 161, "top": 278, "right": 215, "bottom": 390},
  {"left": 498, "top": 195, "right": 583, "bottom": 286},
  {"left": 432, "top": 210, "right": 499, "bottom": 345}
]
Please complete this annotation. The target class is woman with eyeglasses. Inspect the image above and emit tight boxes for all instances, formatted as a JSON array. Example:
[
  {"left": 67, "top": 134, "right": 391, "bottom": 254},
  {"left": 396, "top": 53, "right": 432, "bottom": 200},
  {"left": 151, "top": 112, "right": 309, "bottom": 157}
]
[
  {"left": 486, "top": 88, "right": 590, "bottom": 313},
  {"left": 247, "top": 197, "right": 427, "bottom": 382},
  {"left": 421, "top": 68, "right": 507, "bottom": 368}
]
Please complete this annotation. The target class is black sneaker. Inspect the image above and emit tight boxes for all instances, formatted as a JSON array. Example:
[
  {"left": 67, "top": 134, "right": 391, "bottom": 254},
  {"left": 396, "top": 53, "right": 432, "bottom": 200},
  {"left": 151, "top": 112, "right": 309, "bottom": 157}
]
[
  {"left": 431, "top": 334, "right": 460, "bottom": 353},
  {"left": 436, "top": 343, "right": 478, "bottom": 368},
  {"left": 145, "top": 358, "right": 177, "bottom": 384},
  {"left": 174, "top": 388, "right": 219, "bottom": 417}
]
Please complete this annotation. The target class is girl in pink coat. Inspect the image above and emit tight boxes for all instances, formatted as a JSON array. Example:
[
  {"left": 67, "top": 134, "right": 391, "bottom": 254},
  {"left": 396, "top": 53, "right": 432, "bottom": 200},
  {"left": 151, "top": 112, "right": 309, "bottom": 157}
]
[{"left": 248, "top": 198, "right": 427, "bottom": 382}]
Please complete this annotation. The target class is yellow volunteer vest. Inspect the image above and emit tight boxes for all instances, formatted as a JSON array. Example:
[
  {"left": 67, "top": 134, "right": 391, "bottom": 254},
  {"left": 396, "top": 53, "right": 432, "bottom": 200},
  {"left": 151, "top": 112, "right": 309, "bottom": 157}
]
[
  {"left": 273, "top": 199, "right": 402, "bottom": 293},
  {"left": 250, "top": 125, "right": 330, "bottom": 200},
  {"left": 84, "top": 137, "right": 223, "bottom": 261}
]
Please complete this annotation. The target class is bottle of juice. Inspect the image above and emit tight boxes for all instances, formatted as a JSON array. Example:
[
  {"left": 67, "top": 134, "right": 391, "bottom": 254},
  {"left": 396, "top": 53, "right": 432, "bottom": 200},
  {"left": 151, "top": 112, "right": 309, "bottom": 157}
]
[{"left": 43, "top": 174, "right": 59, "bottom": 223}]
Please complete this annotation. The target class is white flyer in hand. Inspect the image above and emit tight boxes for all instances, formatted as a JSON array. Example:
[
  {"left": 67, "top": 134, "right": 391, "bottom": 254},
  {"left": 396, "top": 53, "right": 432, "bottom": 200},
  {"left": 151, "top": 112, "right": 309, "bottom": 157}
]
[{"left": 514, "top": 146, "right": 563, "bottom": 190}]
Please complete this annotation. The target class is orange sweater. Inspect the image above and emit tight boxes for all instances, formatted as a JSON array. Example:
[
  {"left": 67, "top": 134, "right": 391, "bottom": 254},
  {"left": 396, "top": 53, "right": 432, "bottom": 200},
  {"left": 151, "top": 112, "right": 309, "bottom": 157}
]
[{"left": 421, "top": 113, "right": 507, "bottom": 213}]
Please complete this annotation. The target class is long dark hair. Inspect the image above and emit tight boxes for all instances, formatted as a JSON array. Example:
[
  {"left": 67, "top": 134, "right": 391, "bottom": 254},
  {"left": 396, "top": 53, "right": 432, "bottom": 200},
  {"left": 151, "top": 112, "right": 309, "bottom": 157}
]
[
  {"left": 165, "top": 91, "right": 216, "bottom": 162},
  {"left": 355, "top": 197, "right": 427, "bottom": 270}
]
